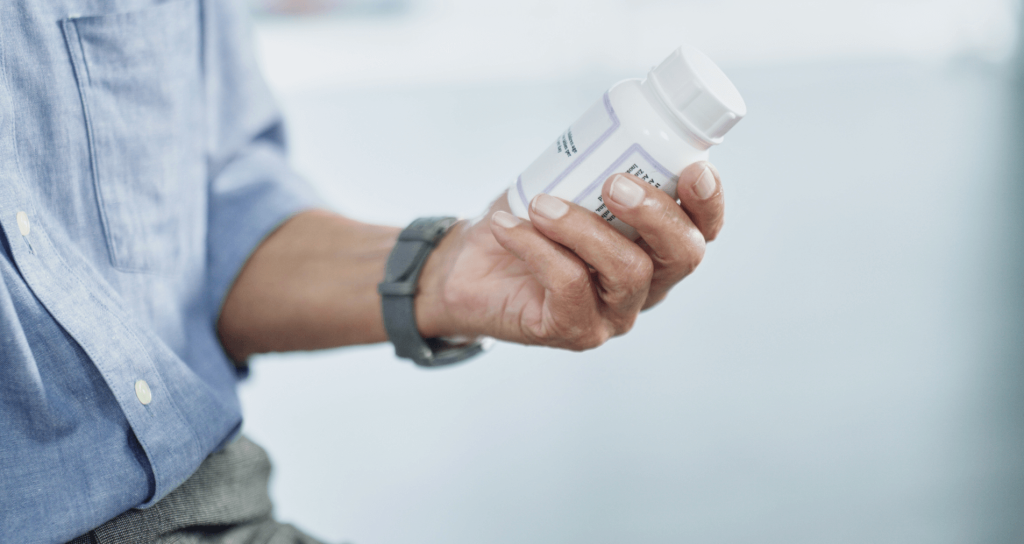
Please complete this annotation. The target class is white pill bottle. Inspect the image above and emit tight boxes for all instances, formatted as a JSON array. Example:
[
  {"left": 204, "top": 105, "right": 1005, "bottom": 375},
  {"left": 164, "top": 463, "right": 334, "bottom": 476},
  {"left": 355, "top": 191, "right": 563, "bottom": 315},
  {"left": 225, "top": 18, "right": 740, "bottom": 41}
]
[{"left": 507, "top": 45, "right": 747, "bottom": 240}]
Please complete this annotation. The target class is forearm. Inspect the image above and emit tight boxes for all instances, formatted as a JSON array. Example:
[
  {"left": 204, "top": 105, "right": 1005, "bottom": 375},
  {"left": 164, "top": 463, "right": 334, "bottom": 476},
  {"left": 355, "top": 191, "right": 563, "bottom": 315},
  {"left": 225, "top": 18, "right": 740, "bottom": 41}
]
[{"left": 217, "top": 209, "right": 400, "bottom": 361}]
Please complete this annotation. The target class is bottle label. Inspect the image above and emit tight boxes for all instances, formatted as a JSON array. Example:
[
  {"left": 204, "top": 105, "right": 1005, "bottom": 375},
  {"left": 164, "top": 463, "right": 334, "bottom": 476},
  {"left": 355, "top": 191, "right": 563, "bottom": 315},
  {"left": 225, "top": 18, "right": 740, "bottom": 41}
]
[
  {"left": 512, "top": 93, "right": 678, "bottom": 233},
  {"left": 587, "top": 146, "right": 678, "bottom": 224},
  {"left": 513, "top": 93, "right": 621, "bottom": 211}
]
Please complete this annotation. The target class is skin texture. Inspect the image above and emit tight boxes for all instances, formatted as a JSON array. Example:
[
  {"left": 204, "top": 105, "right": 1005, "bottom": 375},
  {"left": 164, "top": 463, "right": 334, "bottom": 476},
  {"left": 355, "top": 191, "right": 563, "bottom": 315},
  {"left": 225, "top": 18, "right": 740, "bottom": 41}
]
[{"left": 218, "top": 161, "right": 725, "bottom": 361}]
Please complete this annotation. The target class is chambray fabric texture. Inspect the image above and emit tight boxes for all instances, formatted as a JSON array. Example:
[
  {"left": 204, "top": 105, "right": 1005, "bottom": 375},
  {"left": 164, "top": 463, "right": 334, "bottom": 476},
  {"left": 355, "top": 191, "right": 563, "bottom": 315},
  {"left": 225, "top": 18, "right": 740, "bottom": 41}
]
[{"left": 0, "top": 1, "right": 319, "bottom": 542}]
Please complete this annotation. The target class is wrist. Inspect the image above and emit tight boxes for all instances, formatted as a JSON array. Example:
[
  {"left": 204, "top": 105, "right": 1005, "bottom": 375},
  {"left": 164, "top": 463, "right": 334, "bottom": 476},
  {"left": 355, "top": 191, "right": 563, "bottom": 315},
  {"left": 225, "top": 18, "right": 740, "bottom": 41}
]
[
  {"left": 379, "top": 217, "right": 486, "bottom": 367},
  {"left": 413, "top": 219, "right": 465, "bottom": 339}
]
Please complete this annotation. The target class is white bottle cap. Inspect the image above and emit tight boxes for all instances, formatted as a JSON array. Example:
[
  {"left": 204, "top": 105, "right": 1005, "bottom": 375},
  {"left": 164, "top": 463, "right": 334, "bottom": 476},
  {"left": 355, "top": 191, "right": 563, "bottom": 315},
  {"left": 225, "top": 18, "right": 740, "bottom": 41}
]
[{"left": 647, "top": 45, "right": 747, "bottom": 145}]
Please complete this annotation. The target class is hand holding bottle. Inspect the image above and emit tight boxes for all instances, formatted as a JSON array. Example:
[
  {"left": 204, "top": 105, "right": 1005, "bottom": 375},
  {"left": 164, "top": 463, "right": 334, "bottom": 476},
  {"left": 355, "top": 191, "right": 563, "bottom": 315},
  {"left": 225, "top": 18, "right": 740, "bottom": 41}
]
[
  {"left": 414, "top": 46, "right": 741, "bottom": 349},
  {"left": 413, "top": 160, "right": 725, "bottom": 350}
]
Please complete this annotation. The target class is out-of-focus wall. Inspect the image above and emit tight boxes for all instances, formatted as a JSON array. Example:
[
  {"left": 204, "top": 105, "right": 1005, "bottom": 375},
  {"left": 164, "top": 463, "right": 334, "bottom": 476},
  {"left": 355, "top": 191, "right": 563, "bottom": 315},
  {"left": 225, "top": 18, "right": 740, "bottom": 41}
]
[{"left": 251, "top": 0, "right": 1020, "bottom": 94}]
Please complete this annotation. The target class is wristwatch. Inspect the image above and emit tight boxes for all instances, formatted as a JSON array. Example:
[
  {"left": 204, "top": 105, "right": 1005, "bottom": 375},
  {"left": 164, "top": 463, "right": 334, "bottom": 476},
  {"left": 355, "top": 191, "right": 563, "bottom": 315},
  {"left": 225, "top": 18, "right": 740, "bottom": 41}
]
[{"left": 378, "top": 217, "right": 489, "bottom": 367}]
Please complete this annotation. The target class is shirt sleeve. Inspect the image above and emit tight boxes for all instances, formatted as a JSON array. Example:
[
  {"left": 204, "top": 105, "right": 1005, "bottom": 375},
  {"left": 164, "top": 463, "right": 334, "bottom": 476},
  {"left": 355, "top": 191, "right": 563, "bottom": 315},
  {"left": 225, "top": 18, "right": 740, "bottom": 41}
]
[{"left": 202, "top": 0, "right": 322, "bottom": 324}]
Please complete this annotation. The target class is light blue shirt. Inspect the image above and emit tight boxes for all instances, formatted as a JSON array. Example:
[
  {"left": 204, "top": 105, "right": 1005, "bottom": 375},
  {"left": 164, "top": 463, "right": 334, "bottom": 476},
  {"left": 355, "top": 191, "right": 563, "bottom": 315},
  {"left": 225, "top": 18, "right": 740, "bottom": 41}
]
[{"left": 0, "top": 1, "right": 318, "bottom": 541}]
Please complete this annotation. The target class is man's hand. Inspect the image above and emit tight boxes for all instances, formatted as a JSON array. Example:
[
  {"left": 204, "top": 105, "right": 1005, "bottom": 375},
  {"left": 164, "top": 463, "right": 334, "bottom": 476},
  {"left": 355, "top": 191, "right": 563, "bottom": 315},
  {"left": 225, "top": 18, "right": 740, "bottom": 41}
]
[
  {"left": 414, "top": 161, "right": 724, "bottom": 350},
  {"left": 218, "top": 162, "right": 723, "bottom": 360}
]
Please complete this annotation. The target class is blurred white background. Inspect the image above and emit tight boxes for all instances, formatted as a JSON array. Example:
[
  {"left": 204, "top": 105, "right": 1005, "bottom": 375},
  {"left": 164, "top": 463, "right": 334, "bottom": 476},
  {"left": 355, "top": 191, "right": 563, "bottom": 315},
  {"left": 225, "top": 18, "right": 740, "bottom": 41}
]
[
  {"left": 238, "top": 1, "right": 1024, "bottom": 543},
  {"left": 252, "top": 0, "right": 1019, "bottom": 93}
]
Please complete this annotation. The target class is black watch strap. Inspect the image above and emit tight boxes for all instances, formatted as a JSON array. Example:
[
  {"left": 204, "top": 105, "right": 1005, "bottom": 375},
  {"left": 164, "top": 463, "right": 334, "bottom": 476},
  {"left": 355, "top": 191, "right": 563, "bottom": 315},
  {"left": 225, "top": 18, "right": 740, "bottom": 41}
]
[{"left": 378, "top": 217, "right": 486, "bottom": 367}]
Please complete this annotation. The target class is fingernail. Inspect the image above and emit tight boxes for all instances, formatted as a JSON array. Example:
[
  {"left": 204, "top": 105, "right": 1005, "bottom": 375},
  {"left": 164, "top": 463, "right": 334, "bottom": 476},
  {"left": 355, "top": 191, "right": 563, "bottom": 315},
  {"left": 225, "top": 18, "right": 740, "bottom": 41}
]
[
  {"left": 532, "top": 193, "right": 569, "bottom": 220},
  {"left": 609, "top": 174, "right": 645, "bottom": 208},
  {"left": 693, "top": 166, "right": 716, "bottom": 200},
  {"left": 491, "top": 210, "right": 521, "bottom": 229}
]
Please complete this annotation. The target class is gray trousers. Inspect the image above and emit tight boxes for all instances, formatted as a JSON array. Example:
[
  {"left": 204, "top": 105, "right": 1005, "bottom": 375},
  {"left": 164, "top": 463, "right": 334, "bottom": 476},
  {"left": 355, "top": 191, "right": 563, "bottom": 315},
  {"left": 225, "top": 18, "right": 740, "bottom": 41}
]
[{"left": 68, "top": 436, "right": 330, "bottom": 544}]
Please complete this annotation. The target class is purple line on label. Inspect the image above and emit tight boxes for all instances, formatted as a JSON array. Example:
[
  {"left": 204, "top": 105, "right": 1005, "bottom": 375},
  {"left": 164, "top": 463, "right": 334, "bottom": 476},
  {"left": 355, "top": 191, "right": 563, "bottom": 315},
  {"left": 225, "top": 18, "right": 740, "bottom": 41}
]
[
  {"left": 516, "top": 175, "right": 530, "bottom": 211},
  {"left": 540, "top": 92, "right": 621, "bottom": 195},
  {"left": 572, "top": 143, "right": 677, "bottom": 204}
]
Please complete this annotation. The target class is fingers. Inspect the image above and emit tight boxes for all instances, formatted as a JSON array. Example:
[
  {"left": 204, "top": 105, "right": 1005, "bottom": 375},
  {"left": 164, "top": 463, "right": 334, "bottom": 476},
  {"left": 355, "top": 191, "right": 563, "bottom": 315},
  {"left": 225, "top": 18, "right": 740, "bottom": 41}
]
[
  {"left": 485, "top": 160, "right": 725, "bottom": 346},
  {"left": 487, "top": 210, "right": 604, "bottom": 347},
  {"left": 524, "top": 194, "right": 653, "bottom": 334},
  {"left": 599, "top": 173, "right": 707, "bottom": 302},
  {"left": 675, "top": 161, "right": 725, "bottom": 242}
]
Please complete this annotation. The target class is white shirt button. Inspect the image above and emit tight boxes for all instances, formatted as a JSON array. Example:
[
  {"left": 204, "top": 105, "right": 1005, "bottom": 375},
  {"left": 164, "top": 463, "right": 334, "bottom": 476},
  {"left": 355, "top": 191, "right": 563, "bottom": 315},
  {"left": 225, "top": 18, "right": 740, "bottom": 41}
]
[
  {"left": 16, "top": 211, "right": 30, "bottom": 236},
  {"left": 134, "top": 380, "right": 152, "bottom": 405}
]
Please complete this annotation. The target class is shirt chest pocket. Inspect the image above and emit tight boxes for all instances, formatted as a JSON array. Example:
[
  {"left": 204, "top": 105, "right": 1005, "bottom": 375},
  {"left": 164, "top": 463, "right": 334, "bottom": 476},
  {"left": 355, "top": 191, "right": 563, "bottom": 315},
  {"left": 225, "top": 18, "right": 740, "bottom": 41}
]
[{"left": 62, "top": 0, "right": 205, "bottom": 274}]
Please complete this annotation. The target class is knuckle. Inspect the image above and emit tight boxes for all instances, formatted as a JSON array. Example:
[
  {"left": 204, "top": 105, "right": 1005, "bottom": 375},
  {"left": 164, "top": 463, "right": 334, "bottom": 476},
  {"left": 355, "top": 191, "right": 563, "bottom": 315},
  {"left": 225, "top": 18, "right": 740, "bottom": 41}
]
[
  {"left": 536, "top": 318, "right": 600, "bottom": 351},
  {"left": 567, "top": 338, "right": 590, "bottom": 352},
  {"left": 531, "top": 323, "right": 566, "bottom": 346},
  {"left": 614, "top": 313, "right": 638, "bottom": 336},
  {"left": 661, "top": 231, "right": 705, "bottom": 277},
  {"left": 558, "top": 265, "right": 592, "bottom": 294},
  {"left": 608, "top": 250, "right": 653, "bottom": 292},
  {"left": 686, "top": 237, "right": 706, "bottom": 274},
  {"left": 629, "top": 253, "right": 655, "bottom": 287},
  {"left": 532, "top": 326, "right": 560, "bottom": 344},
  {"left": 569, "top": 326, "right": 610, "bottom": 351},
  {"left": 536, "top": 327, "right": 561, "bottom": 344},
  {"left": 546, "top": 320, "right": 611, "bottom": 352}
]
